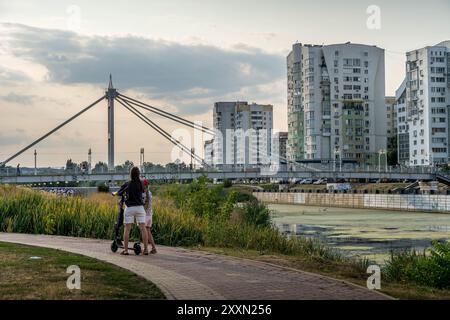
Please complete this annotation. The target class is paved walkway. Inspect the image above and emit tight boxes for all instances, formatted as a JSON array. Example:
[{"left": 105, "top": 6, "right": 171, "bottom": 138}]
[{"left": 0, "top": 233, "right": 391, "bottom": 300}]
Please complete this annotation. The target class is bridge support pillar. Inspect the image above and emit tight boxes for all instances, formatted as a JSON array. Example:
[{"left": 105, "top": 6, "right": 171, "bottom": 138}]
[{"left": 106, "top": 75, "right": 117, "bottom": 171}]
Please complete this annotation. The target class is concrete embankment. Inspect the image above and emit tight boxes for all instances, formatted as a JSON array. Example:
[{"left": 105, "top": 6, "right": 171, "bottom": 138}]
[{"left": 253, "top": 191, "right": 450, "bottom": 213}]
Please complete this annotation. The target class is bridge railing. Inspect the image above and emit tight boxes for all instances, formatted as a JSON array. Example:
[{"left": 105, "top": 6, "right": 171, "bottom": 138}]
[{"left": 0, "top": 163, "right": 445, "bottom": 178}]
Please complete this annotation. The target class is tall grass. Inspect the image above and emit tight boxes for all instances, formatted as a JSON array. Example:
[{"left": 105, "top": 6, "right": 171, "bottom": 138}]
[
  {"left": 0, "top": 185, "right": 116, "bottom": 238},
  {"left": 0, "top": 185, "right": 343, "bottom": 262}
]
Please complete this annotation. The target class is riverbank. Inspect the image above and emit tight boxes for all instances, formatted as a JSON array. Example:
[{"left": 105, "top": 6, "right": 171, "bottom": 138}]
[{"left": 253, "top": 191, "right": 450, "bottom": 213}]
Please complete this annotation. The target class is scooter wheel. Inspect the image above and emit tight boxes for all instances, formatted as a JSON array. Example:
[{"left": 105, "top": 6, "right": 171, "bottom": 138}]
[
  {"left": 133, "top": 243, "right": 141, "bottom": 255},
  {"left": 111, "top": 241, "right": 118, "bottom": 253}
]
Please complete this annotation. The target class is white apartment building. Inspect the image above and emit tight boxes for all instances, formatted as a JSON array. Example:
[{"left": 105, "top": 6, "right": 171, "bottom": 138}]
[
  {"left": 287, "top": 42, "right": 387, "bottom": 165},
  {"left": 386, "top": 96, "right": 397, "bottom": 140},
  {"left": 208, "top": 101, "right": 273, "bottom": 167},
  {"left": 405, "top": 41, "right": 450, "bottom": 166}
]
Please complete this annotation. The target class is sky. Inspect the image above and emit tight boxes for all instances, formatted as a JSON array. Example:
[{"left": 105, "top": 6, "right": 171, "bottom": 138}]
[{"left": 0, "top": 0, "right": 449, "bottom": 167}]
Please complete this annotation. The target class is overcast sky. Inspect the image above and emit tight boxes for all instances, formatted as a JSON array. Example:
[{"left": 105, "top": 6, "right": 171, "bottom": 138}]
[{"left": 1, "top": 0, "right": 449, "bottom": 167}]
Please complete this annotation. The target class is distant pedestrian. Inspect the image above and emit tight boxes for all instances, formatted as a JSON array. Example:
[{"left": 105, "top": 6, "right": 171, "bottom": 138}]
[{"left": 16, "top": 164, "right": 21, "bottom": 176}]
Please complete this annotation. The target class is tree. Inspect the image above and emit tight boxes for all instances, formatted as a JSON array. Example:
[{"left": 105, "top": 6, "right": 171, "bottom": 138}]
[
  {"left": 387, "top": 136, "right": 398, "bottom": 166},
  {"left": 78, "top": 161, "right": 89, "bottom": 173},
  {"left": 115, "top": 160, "right": 134, "bottom": 173},
  {"left": 123, "top": 160, "right": 134, "bottom": 171},
  {"left": 65, "top": 159, "right": 77, "bottom": 171},
  {"left": 93, "top": 161, "right": 108, "bottom": 173}
]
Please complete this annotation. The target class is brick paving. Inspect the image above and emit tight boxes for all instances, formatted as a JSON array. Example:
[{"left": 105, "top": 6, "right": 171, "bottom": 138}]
[{"left": 0, "top": 233, "right": 391, "bottom": 300}]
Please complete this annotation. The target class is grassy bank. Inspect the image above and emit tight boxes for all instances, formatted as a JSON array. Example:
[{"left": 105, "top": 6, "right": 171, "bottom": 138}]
[
  {"left": 0, "top": 242, "right": 165, "bottom": 299},
  {"left": 1, "top": 183, "right": 449, "bottom": 299}
]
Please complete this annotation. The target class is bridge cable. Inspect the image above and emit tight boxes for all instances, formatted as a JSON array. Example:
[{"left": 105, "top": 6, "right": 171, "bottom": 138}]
[
  {"left": 116, "top": 94, "right": 313, "bottom": 170},
  {"left": 118, "top": 93, "right": 215, "bottom": 135},
  {"left": 115, "top": 97, "right": 209, "bottom": 167},
  {"left": 0, "top": 95, "right": 106, "bottom": 167},
  {"left": 118, "top": 94, "right": 307, "bottom": 169},
  {"left": 118, "top": 94, "right": 311, "bottom": 170},
  {"left": 116, "top": 97, "right": 207, "bottom": 167}
]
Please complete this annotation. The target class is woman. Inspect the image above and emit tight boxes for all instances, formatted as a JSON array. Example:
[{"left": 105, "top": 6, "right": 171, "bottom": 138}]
[
  {"left": 143, "top": 179, "right": 157, "bottom": 254},
  {"left": 117, "top": 167, "right": 149, "bottom": 255}
]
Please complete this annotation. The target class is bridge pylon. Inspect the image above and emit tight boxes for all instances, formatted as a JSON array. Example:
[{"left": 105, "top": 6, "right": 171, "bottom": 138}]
[{"left": 106, "top": 74, "right": 117, "bottom": 171}]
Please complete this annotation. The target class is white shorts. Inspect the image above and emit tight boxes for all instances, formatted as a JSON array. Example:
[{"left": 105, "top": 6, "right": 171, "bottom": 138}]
[
  {"left": 145, "top": 214, "right": 153, "bottom": 228},
  {"left": 124, "top": 205, "right": 146, "bottom": 224}
]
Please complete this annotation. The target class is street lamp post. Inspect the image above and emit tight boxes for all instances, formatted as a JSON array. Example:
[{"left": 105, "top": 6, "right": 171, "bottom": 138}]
[
  {"left": 34, "top": 149, "right": 37, "bottom": 176},
  {"left": 140, "top": 148, "right": 145, "bottom": 173},
  {"left": 88, "top": 148, "right": 92, "bottom": 174},
  {"left": 333, "top": 150, "right": 337, "bottom": 172},
  {"left": 378, "top": 149, "right": 386, "bottom": 173},
  {"left": 385, "top": 151, "right": 388, "bottom": 173},
  {"left": 333, "top": 149, "right": 341, "bottom": 172}
]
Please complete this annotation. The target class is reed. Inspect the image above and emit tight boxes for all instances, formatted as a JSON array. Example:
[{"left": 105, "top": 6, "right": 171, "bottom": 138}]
[{"left": 0, "top": 185, "right": 343, "bottom": 262}]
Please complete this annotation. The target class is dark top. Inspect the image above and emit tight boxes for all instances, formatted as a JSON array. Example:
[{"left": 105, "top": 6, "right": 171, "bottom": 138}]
[{"left": 117, "top": 180, "right": 144, "bottom": 207}]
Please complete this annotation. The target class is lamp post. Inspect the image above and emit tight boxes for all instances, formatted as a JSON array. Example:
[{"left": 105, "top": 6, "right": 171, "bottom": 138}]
[
  {"left": 378, "top": 149, "right": 386, "bottom": 173},
  {"left": 140, "top": 148, "right": 145, "bottom": 173},
  {"left": 34, "top": 149, "right": 37, "bottom": 175},
  {"left": 88, "top": 148, "right": 92, "bottom": 174},
  {"left": 333, "top": 149, "right": 341, "bottom": 172},
  {"left": 333, "top": 152, "right": 336, "bottom": 172},
  {"left": 426, "top": 152, "right": 434, "bottom": 173}
]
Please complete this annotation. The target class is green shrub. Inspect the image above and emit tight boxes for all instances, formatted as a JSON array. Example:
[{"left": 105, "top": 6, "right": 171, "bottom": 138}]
[
  {"left": 97, "top": 184, "right": 110, "bottom": 193},
  {"left": 234, "top": 191, "right": 256, "bottom": 203},
  {"left": 238, "top": 200, "right": 272, "bottom": 228},
  {"left": 223, "top": 179, "right": 232, "bottom": 188},
  {"left": 383, "top": 241, "right": 450, "bottom": 289}
]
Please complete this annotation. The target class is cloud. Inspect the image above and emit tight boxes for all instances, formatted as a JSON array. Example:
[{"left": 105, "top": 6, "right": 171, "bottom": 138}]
[
  {"left": 0, "top": 92, "right": 35, "bottom": 105},
  {"left": 2, "top": 23, "right": 284, "bottom": 95},
  {"left": 0, "top": 130, "right": 31, "bottom": 146},
  {"left": 0, "top": 66, "right": 30, "bottom": 83}
]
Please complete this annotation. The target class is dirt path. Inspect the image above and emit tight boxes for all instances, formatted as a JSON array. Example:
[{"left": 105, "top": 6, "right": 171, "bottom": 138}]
[{"left": 0, "top": 233, "right": 391, "bottom": 300}]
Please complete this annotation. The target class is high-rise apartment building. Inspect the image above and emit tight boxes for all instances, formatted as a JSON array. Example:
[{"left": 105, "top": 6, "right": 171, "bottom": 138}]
[
  {"left": 386, "top": 96, "right": 397, "bottom": 139},
  {"left": 386, "top": 96, "right": 397, "bottom": 159},
  {"left": 405, "top": 41, "right": 450, "bottom": 166},
  {"left": 395, "top": 79, "right": 409, "bottom": 166},
  {"left": 272, "top": 131, "right": 288, "bottom": 164},
  {"left": 206, "top": 101, "right": 273, "bottom": 167},
  {"left": 287, "top": 42, "right": 387, "bottom": 165}
]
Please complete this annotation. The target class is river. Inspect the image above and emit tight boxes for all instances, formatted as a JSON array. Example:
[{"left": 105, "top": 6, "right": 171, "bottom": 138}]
[{"left": 269, "top": 204, "right": 450, "bottom": 263}]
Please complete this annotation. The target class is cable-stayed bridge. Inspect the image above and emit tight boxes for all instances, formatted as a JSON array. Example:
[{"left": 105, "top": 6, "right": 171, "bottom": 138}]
[{"left": 0, "top": 76, "right": 447, "bottom": 184}]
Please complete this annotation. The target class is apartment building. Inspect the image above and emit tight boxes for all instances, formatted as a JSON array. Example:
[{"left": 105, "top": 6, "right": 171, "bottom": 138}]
[
  {"left": 207, "top": 101, "right": 273, "bottom": 167},
  {"left": 272, "top": 131, "right": 288, "bottom": 164},
  {"left": 287, "top": 42, "right": 387, "bottom": 164},
  {"left": 386, "top": 96, "right": 397, "bottom": 160},
  {"left": 386, "top": 96, "right": 397, "bottom": 140},
  {"left": 405, "top": 41, "right": 450, "bottom": 166},
  {"left": 395, "top": 79, "right": 409, "bottom": 166}
]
